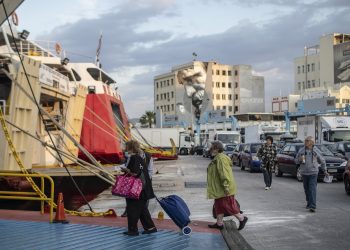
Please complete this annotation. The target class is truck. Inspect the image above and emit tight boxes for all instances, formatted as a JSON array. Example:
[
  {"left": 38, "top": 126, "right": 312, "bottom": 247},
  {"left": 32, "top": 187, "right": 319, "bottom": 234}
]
[
  {"left": 131, "top": 127, "right": 194, "bottom": 155},
  {"left": 297, "top": 116, "right": 350, "bottom": 143},
  {"left": 244, "top": 125, "right": 285, "bottom": 143},
  {"left": 212, "top": 130, "right": 241, "bottom": 146}
]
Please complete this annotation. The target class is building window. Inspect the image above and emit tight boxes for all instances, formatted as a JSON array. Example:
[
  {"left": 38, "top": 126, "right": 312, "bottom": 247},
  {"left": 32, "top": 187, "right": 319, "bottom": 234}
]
[
  {"left": 234, "top": 106, "right": 238, "bottom": 112},
  {"left": 311, "top": 63, "right": 315, "bottom": 71},
  {"left": 167, "top": 93, "right": 169, "bottom": 99},
  {"left": 327, "top": 100, "right": 335, "bottom": 106},
  {"left": 216, "top": 82, "right": 220, "bottom": 88},
  {"left": 312, "top": 80, "right": 315, "bottom": 88},
  {"left": 302, "top": 81, "right": 305, "bottom": 89},
  {"left": 167, "top": 105, "right": 170, "bottom": 111},
  {"left": 302, "top": 65, "right": 305, "bottom": 73},
  {"left": 223, "top": 106, "right": 226, "bottom": 110},
  {"left": 298, "top": 82, "right": 301, "bottom": 90},
  {"left": 234, "top": 70, "right": 238, "bottom": 76},
  {"left": 336, "top": 98, "right": 340, "bottom": 103},
  {"left": 156, "top": 94, "right": 159, "bottom": 101},
  {"left": 171, "top": 91, "right": 174, "bottom": 98},
  {"left": 171, "top": 104, "right": 174, "bottom": 110},
  {"left": 222, "top": 94, "right": 226, "bottom": 100},
  {"left": 216, "top": 70, "right": 220, "bottom": 75},
  {"left": 297, "top": 66, "right": 300, "bottom": 74},
  {"left": 157, "top": 106, "right": 159, "bottom": 110},
  {"left": 171, "top": 79, "right": 174, "bottom": 85},
  {"left": 216, "top": 94, "right": 220, "bottom": 100},
  {"left": 343, "top": 99, "right": 350, "bottom": 104},
  {"left": 222, "top": 82, "right": 225, "bottom": 88},
  {"left": 235, "top": 94, "right": 238, "bottom": 100},
  {"left": 307, "top": 64, "right": 310, "bottom": 72},
  {"left": 156, "top": 82, "right": 159, "bottom": 88},
  {"left": 307, "top": 80, "right": 311, "bottom": 88},
  {"left": 235, "top": 82, "right": 238, "bottom": 88},
  {"left": 222, "top": 70, "right": 226, "bottom": 75},
  {"left": 228, "top": 94, "right": 232, "bottom": 100},
  {"left": 216, "top": 106, "right": 220, "bottom": 110},
  {"left": 228, "top": 70, "right": 232, "bottom": 76},
  {"left": 228, "top": 106, "right": 233, "bottom": 112},
  {"left": 228, "top": 82, "right": 232, "bottom": 88}
]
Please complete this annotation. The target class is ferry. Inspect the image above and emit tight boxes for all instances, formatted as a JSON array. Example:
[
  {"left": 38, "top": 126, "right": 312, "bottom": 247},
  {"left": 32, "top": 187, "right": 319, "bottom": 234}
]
[{"left": 0, "top": 1, "right": 130, "bottom": 210}]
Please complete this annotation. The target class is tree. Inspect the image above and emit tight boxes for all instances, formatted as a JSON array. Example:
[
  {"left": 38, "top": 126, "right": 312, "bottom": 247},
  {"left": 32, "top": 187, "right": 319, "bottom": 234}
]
[{"left": 140, "top": 111, "right": 156, "bottom": 128}]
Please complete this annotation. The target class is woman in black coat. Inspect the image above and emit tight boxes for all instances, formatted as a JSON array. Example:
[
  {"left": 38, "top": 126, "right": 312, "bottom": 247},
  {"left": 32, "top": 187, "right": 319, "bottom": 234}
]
[{"left": 122, "top": 140, "right": 157, "bottom": 236}]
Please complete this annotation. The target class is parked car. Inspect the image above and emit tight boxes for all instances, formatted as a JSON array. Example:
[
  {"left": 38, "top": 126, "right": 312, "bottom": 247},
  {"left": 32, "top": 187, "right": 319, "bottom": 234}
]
[
  {"left": 275, "top": 143, "right": 346, "bottom": 181},
  {"left": 190, "top": 145, "right": 204, "bottom": 155},
  {"left": 231, "top": 144, "right": 245, "bottom": 166},
  {"left": 240, "top": 143, "right": 263, "bottom": 172},
  {"left": 343, "top": 160, "right": 350, "bottom": 195},
  {"left": 331, "top": 141, "right": 350, "bottom": 160},
  {"left": 224, "top": 144, "right": 236, "bottom": 158}
]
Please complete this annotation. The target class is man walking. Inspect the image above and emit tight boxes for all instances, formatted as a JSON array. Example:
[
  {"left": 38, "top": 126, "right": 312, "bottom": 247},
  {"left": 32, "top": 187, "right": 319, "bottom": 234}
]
[
  {"left": 296, "top": 136, "right": 328, "bottom": 212},
  {"left": 257, "top": 136, "right": 277, "bottom": 190}
]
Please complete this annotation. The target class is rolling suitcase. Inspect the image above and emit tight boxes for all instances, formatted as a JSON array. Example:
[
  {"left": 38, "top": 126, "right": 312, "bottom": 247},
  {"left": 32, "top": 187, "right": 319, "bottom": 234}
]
[{"left": 156, "top": 195, "right": 192, "bottom": 235}]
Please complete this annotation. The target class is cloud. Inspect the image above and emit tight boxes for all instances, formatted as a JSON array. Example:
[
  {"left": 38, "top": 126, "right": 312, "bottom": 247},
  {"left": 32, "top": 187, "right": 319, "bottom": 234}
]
[{"left": 37, "top": 0, "right": 350, "bottom": 117}]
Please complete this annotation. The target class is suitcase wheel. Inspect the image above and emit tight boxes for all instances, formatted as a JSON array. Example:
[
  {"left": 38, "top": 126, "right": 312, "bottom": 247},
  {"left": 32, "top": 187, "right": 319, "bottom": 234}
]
[{"left": 182, "top": 226, "right": 192, "bottom": 235}]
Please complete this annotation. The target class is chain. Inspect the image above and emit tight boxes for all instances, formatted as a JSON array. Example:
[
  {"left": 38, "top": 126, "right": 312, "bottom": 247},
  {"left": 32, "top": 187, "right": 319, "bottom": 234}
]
[{"left": 0, "top": 108, "right": 114, "bottom": 217}]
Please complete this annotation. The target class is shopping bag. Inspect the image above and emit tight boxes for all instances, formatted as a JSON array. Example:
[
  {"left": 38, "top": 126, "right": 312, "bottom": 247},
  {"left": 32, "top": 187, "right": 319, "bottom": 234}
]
[
  {"left": 111, "top": 175, "right": 143, "bottom": 199},
  {"left": 323, "top": 175, "right": 333, "bottom": 183}
]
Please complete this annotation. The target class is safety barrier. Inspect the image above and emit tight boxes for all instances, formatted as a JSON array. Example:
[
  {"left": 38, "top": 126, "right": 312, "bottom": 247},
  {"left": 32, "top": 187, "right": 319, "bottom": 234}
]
[{"left": 0, "top": 172, "right": 54, "bottom": 222}]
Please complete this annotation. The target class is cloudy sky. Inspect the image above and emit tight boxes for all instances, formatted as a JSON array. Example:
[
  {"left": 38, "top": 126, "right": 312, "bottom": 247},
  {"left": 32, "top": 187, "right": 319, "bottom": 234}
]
[{"left": 15, "top": 0, "right": 350, "bottom": 118}]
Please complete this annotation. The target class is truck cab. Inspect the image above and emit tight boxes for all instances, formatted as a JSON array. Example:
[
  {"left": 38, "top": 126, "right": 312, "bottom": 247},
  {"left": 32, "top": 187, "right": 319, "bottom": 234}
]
[{"left": 213, "top": 131, "right": 241, "bottom": 146}]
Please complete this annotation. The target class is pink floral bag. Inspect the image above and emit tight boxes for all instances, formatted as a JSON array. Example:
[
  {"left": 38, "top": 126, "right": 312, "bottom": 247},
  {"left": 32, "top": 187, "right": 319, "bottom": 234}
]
[{"left": 111, "top": 175, "right": 143, "bottom": 199}]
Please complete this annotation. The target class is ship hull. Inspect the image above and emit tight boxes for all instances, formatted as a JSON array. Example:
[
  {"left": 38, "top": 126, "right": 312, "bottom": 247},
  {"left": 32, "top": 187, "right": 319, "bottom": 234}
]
[
  {"left": 79, "top": 93, "right": 130, "bottom": 164},
  {"left": 0, "top": 175, "right": 111, "bottom": 210}
]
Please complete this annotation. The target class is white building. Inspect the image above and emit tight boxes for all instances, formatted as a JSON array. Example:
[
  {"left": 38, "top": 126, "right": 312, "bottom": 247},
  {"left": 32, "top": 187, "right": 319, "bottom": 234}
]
[
  {"left": 294, "top": 33, "right": 350, "bottom": 94},
  {"left": 272, "top": 95, "right": 300, "bottom": 113},
  {"left": 154, "top": 61, "right": 264, "bottom": 127}
]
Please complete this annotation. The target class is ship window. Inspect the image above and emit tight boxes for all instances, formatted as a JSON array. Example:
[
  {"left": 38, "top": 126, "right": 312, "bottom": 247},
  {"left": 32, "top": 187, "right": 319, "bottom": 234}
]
[
  {"left": 71, "top": 69, "right": 81, "bottom": 81},
  {"left": 87, "top": 68, "right": 116, "bottom": 84},
  {"left": 0, "top": 74, "right": 12, "bottom": 102}
]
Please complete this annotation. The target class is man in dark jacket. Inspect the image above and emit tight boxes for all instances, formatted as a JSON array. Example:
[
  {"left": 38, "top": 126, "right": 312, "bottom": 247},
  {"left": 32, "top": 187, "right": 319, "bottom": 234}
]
[{"left": 257, "top": 136, "right": 277, "bottom": 190}]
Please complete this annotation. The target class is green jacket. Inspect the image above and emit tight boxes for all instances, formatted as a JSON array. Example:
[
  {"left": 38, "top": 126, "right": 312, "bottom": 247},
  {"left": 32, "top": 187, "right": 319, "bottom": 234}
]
[{"left": 207, "top": 153, "right": 237, "bottom": 199}]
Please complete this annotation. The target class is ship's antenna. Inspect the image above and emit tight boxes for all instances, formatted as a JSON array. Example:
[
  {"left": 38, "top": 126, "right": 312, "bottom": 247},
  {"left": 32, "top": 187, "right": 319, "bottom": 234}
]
[{"left": 95, "top": 31, "right": 103, "bottom": 68}]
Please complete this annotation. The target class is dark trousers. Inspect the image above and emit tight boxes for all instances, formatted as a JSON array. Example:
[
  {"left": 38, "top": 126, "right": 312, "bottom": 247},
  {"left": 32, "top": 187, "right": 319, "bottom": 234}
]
[
  {"left": 262, "top": 167, "right": 272, "bottom": 187},
  {"left": 126, "top": 198, "right": 155, "bottom": 233},
  {"left": 302, "top": 174, "right": 317, "bottom": 209}
]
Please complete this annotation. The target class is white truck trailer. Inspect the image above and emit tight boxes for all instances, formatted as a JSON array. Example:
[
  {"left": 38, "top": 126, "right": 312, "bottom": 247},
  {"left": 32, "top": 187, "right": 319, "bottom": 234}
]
[
  {"left": 131, "top": 127, "right": 193, "bottom": 155},
  {"left": 297, "top": 116, "right": 350, "bottom": 143},
  {"left": 244, "top": 125, "right": 285, "bottom": 143}
]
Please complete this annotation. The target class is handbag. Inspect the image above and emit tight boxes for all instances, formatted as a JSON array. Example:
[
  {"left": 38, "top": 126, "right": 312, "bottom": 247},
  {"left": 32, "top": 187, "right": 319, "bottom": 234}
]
[{"left": 111, "top": 174, "right": 143, "bottom": 199}]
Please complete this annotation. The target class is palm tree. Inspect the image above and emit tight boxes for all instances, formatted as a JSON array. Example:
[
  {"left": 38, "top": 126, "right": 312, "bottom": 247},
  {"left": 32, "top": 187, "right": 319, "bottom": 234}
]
[{"left": 140, "top": 111, "right": 156, "bottom": 128}]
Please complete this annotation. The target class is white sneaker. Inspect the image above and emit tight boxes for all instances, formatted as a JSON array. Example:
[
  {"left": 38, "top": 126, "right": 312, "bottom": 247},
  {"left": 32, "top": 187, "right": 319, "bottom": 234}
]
[{"left": 265, "top": 187, "right": 269, "bottom": 190}]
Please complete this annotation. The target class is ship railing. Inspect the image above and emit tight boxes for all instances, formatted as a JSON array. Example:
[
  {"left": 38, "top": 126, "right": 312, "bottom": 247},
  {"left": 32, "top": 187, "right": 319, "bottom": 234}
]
[{"left": 0, "top": 172, "right": 55, "bottom": 222}]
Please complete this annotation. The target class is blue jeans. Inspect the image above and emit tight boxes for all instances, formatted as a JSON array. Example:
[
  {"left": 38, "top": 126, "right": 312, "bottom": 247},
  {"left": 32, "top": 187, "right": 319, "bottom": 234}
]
[
  {"left": 302, "top": 174, "right": 317, "bottom": 209},
  {"left": 262, "top": 168, "right": 272, "bottom": 187}
]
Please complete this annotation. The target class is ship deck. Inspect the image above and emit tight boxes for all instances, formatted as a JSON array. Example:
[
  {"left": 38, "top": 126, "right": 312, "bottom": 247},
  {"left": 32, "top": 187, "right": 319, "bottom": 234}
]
[{"left": 0, "top": 210, "right": 228, "bottom": 250}]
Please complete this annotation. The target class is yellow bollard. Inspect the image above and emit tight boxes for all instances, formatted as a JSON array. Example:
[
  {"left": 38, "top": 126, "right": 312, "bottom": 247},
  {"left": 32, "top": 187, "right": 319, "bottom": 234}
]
[{"left": 158, "top": 211, "right": 164, "bottom": 220}]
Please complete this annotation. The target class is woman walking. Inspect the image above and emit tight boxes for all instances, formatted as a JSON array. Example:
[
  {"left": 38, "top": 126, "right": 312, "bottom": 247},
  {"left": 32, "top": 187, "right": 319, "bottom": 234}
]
[
  {"left": 121, "top": 140, "right": 157, "bottom": 236},
  {"left": 257, "top": 136, "right": 277, "bottom": 190},
  {"left": 207, "top": 141, "right": 248, "bottom": 230}
]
